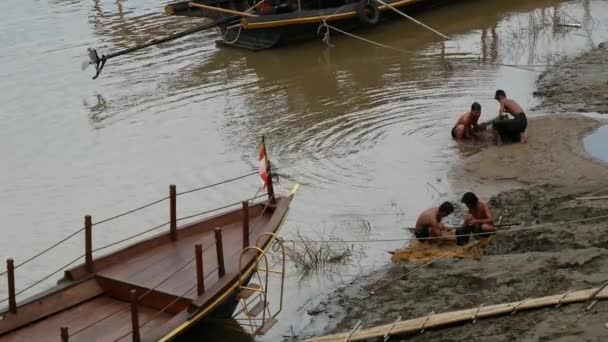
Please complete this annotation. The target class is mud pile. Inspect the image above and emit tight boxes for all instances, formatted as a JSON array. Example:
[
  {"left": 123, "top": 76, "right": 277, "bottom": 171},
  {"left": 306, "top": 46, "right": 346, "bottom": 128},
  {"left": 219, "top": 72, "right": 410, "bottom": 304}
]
[
  {"left": 535, "top": 45, "right": 608, "bottom": 114},
  {"left": 303, "top": 183, "right": 608, "bottom": 341}
]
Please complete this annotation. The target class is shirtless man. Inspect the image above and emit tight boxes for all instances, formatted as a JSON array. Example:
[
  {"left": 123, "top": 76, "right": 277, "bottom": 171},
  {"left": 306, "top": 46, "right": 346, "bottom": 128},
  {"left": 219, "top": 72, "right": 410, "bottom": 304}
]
[
  {"left": 492, "top": 90, "right": 528, "bottom": 144},
  {"left": 455, "top": 192, "right": 496, "bottom": 245},
  {"left": 414, "top": 202, "right": 454, "bottom": 245},
  {"left": 451, "top": 102, "right": 482, "bottom": 140}
]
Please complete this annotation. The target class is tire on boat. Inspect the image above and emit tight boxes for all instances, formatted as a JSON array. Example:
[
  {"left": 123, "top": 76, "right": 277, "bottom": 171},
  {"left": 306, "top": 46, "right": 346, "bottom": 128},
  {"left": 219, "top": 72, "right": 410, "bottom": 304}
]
[{"left": 357, "top": 0, "right": 380, "bottom": 25}]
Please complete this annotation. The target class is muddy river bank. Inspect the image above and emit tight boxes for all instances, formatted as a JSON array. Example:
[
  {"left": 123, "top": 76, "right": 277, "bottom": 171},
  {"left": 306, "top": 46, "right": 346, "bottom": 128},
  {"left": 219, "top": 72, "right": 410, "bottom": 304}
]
[
  {"left": 300, "top": 116, "right": 608, "bottom": 341},
  {"left": 297, "top": 41, "right": 608, "bottom": 341}
]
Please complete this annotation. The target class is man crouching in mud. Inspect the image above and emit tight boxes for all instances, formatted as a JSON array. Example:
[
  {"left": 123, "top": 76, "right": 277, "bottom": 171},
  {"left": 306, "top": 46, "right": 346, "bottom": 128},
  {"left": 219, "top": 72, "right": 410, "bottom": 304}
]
[
  {"left": 451, "top": 102, "right": 482, "bottom": 140},
  {"left": 492, "top": 90, "right": 528, "bottom": 145},
  {"left": 455, "top": 192, "right": 496, "bottom": 246},
  {"left": 414, "top": 202, "right": 454, "bottom": 246}
]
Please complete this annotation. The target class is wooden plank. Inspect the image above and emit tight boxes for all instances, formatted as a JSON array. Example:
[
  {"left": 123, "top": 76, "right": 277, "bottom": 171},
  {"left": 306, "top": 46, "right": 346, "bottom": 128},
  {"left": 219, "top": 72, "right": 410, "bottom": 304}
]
[
  {"left": 256, "top": 318, "right": 277, "bottom": 335},
  {"left": 0, "top": 279, "right": 103, "bottom": 335},
  {"left": 247, "top": 300, "right": 266, "bottom": 317},
  {"left": 0, "top": 296, "right": 172, "bottom": 342},
  {"left": 304, "top": 287, "right": 608, "bottom": 342},
  {"left": 95, "top": 277, "right": 191, "bottom": 314},
  {"left": 237, "top": 284, "right": 262, "bottom": 300}
]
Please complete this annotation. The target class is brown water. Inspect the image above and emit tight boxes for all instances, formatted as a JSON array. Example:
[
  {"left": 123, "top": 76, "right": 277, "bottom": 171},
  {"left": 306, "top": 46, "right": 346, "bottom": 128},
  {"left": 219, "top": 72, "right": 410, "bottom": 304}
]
[{"left": 1, "top": 0, "right": 607, "bottom": 340}]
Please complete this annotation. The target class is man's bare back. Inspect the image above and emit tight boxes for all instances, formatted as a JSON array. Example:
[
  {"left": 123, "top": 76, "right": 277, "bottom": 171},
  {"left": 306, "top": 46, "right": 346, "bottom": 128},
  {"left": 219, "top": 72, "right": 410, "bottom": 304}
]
[
  {"left": 499, "top": 98, "right": 525, "bottom": 117},
  {"left": 414, "top": 202, "right": 454, "bottom": 244}
]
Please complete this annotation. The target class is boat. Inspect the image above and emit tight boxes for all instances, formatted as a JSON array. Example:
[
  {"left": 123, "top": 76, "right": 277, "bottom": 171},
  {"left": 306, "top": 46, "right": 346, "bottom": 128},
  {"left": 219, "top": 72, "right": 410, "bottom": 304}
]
[
  {"left": 164, "top": 0, "right": 459, "bottom": 50},
  {"left": 0, "top": 142, "right": 297, "bottom": 341}
]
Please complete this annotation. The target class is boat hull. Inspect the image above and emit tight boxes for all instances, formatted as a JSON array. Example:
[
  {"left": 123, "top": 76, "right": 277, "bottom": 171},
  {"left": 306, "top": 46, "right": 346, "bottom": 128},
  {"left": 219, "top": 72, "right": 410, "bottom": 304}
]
[{"left": 214, "top": 0, "right": 462, "bottom": 50}]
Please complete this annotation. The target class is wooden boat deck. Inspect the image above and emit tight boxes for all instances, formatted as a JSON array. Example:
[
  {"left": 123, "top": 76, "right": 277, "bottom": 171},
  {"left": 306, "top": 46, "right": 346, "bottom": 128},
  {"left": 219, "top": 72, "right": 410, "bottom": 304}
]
[
  {"left": 96, "top": 216, "right": 268, "bottom": 301},
  {"left": 1, "top": 296, "right": 172, "bottom": 342},
  {"left": 0, "top": 194, "right": 293, "bottom": 342}
]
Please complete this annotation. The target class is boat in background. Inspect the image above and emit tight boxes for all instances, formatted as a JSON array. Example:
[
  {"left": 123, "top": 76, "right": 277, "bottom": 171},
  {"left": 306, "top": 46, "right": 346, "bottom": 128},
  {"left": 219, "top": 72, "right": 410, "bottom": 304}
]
[
  {"left": 164, "top": 0, "right": 459, "bottom": 50},
  {"left": 0, "top": 141, "right": 297, "bottom": 341}
]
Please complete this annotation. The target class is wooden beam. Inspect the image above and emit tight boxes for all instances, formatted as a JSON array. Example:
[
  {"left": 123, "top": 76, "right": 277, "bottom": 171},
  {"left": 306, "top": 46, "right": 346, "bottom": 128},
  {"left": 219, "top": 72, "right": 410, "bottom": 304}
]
[
  {"left": 304, "top": 287, "right": 608, "bottom": 342},
  {"left": 188, "top": 2, "right": 258, "bottom": 18},
  {"left": 6, "top": 259, "right": 16, "bottom": 314},
  {"left": 170, "top": 185, "right": 177, "bottom": 241}
]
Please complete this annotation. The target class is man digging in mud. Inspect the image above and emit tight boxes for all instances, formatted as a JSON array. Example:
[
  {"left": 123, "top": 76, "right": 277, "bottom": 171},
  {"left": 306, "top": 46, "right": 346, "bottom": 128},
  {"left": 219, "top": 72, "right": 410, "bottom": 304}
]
[
  {"left": 451, "top": 102, "right": 482, "bottom": 140},
  {"left": 455, "top": 192, "right": 496, "bottom": 246},
  {"left": 492, "top": 89, "right": 528, "bottom": 145},
  {"left": 414, "top": 202, "right": 454, "bottom": 246}
]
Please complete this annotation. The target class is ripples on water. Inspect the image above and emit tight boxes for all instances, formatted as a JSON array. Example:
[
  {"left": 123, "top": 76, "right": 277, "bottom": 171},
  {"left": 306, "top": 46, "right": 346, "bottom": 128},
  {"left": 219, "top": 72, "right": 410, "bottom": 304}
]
[{"left": 1, "top": 0, "right": 607, "bottom": 340}]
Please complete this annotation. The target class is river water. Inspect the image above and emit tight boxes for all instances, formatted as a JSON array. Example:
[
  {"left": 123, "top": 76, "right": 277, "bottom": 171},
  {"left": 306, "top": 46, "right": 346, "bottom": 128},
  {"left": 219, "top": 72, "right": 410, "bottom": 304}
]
[{"left": 0, "top": 0, "right": 606, "bottom": 340}]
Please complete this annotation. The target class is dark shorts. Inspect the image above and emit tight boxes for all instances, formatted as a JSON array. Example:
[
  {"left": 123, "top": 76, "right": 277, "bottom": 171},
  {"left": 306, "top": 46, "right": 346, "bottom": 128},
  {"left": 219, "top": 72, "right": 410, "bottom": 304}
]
[
  {"left": 492, "top": 113, "right": 527, "bottom": 143},
  {"left": 455, "top": 225, "right": 472, "bottom": 246},
  {"left": 451, "top": 125, "right": 458, "bottom": 139},
  {"left": 415, "top": 229, "right": 430, "bottom": 241}
]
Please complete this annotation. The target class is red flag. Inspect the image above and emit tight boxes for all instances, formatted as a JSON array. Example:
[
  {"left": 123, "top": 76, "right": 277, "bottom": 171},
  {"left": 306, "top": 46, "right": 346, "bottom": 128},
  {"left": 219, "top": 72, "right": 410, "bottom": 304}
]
[{"left": 259, "top": 142, "right": 269, "bottom": 187}]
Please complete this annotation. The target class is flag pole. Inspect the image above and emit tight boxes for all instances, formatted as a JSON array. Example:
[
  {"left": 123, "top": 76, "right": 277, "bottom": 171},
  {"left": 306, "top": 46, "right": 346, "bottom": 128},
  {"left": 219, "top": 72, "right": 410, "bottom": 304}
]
[{"left": 262, "top": 136, "right": 276, "bottom": 205}]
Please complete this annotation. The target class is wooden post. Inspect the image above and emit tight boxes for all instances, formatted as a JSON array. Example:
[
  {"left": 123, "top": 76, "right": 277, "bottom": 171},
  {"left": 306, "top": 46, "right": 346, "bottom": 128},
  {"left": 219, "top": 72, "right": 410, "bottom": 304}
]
[
  {"left": 262, "top": 136, "right": 276, "bottom": 205},
  {"left": 130, "top": 289, "right": 141, "bottom": 342},
  {"left": 61, "top": 327, "right": 69, "bottom": 342},
  {"left": 242, "top": 201, "right": 250, "bottom": 249},
  {"left": 85, "top": 215, "right": 93, "bottom": 273},
  {"left": 170, "top": 185, "right": 177, "bottom": 241},
  {"left": 266, "top": 162, "right": 276, "bottom": 205},
  {"left": 6, "top": 259, "right": 16, "bottom": 314},
  {"left": 214, "top": 228, "right": 225, "bottom": 278},
  {"left": 195, "top": 244, "right": 205, "bottom": 295}
]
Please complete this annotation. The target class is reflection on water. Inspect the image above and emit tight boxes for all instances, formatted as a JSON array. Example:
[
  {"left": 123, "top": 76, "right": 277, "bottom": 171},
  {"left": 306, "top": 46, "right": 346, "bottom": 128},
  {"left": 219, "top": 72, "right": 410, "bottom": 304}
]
[{"left": 0, "top": 0, "right": 606, "bottom": 340}]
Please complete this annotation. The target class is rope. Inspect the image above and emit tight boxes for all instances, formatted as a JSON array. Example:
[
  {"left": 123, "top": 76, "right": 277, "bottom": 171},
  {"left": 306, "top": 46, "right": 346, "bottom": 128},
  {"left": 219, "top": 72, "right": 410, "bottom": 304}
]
[
  {"left": 373, "top": 0, "right": 450, "bottom": 40},
  {"left": 176, "top": 193, "right": 267, "bottom": 222},
  {"left": 224, "top": 25, "right": 243, "bottom": 44},
  {"left": 92, "top": 221, "right": 171, "bottom": 254},
  {"left": 0, "top": 254, "right": 84, "bottom": 304},
  {"left": 0, "top": 228, "right": 85, "bottom": 277},
  {"left": 320, "top": 21, "right": 413, "bottom": 54},
  {"left": 177, "top": 172, "right": 258, "bottom": 196},
  {"left": 368, "top": 247, "right": 458, "bottom": 295},
  {"left": 92, "top": 196, "right": 170, "bottom": 227},
  {"left": 284, "top": 213, "right": 608, "bottom": 244}
]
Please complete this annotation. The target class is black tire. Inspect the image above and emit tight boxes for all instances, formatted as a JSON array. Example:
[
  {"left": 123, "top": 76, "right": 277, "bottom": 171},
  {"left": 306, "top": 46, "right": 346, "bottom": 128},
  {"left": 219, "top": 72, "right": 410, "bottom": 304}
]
[{"left": 357, "top": 0, "right": 380, "bottom": 25}]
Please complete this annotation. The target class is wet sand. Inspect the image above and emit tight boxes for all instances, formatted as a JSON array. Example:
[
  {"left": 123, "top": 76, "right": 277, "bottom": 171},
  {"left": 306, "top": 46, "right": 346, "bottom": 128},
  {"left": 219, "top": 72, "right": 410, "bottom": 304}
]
[
  {"left": 299, "top": 114, "right": 608, "bottom": 341},
  {"left": 534, "top": 45, "right": 608, "bottom": 114}
]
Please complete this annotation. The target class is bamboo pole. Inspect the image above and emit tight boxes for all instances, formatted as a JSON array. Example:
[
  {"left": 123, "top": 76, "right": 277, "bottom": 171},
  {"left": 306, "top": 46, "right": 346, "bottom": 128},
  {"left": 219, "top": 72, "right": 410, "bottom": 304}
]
[
  {"left": 304, "top": 287, "right": 608, "bottom": 342},
  {"left": 189, "top": 2, "right": 258, "bottom": 18},
  {"left": 576, "top": 195, "right": 608, "bottom": 201}
]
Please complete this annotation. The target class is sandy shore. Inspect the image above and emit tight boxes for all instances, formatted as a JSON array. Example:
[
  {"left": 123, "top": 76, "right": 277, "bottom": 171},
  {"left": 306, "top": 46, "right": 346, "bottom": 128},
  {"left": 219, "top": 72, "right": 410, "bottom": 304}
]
[
  {"left": 298, "top": 114, "right": 608, "bottom": 341},
  {"left": 534, "top": 45, "right": 608, "bottom": 114},
  {"left": 456, "top": 114, "right": 608, "bottom": 189}
]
